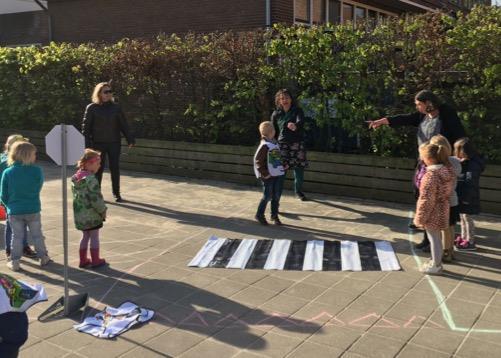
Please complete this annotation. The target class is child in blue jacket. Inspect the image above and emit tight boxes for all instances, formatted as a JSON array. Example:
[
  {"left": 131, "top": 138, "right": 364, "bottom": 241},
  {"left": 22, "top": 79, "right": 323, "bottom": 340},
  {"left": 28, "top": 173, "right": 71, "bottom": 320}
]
[{"left": 0, "top": 142, "right": 51, "bottom": 271}]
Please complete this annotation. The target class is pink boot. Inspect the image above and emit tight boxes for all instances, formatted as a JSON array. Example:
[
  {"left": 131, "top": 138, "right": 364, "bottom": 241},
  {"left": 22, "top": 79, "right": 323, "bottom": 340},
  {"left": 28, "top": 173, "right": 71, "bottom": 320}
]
[
  {"left": 90, "top": 248, "right": 106, "bottom": 268},
  {"left": 79, "top": 249, "right": 91, "bottom": 268}
]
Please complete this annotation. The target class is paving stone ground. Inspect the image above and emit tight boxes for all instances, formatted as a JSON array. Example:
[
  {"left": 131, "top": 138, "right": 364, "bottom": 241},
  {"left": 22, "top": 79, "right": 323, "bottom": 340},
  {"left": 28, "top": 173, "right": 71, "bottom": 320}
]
[{"left": 2, "top": 162, "right": 501, "bottom": 358}]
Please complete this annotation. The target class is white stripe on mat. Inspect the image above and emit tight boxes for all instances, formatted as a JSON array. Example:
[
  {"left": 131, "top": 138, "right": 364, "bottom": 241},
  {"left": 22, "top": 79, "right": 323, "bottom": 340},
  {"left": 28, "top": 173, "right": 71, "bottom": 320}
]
[
  {"left": 187, "top": 236, "right": 227, "bottom": 267},
  {"left": 264, "top": 240, "right": 291, "bottom": 270},
  {"left": 375, "top": 241, "right": 401, "bottom": 271},
  {"left": 341, "top": 240, "right": 362, "bottom": 271},
  {"left": 303, "top": 240, "right": 324, "bottom": 271},
  {"left": 226, "top": 239, "right": 258, "bottom": 269}
]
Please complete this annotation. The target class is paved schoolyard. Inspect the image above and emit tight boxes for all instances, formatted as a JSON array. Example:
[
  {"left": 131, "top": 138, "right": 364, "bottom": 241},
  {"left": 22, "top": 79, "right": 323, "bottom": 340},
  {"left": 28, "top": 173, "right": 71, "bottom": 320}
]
[{"left": 2, "top": 162, "right": 501, "bottom": 358}]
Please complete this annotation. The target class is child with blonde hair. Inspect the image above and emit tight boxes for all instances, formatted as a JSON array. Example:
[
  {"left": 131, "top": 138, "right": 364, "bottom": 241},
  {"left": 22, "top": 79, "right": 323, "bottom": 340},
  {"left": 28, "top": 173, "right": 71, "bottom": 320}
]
[
  {"left": 1, "top": 135, "right": 37, "bottom": 260},
  {"left": 454, "top": 138, "right": 485, "bottom": 251},
  {"left": 414, "top": 142, "right": 455, "bottom": 274},
  {"left": 72, "top": 149, "right": 107, "bottom": 268},
  {"left": 254, "top": 121, "right": 286, "bottom": 225},
  {"left": 429, "top": 134, "right": 461, "bottom": 262},
  {"left": 0, "top": 142, "right": 50, "bottom": 271}
]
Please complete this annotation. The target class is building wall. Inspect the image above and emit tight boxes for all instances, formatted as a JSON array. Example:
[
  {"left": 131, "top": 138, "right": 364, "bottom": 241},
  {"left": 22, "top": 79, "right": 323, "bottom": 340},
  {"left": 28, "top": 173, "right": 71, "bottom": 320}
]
[
  {"left": 49, "top": 0, "right": 271, "bottom": 43},
  {"left": 0, "top": 11, "right": 50, "bottom": 46}
]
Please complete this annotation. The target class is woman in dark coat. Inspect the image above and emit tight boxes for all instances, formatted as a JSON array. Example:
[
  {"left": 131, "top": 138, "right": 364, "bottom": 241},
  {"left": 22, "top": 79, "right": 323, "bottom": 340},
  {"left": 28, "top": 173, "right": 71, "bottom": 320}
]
[
  {"left": 368, "top": 90, "right": 466, "bottom": 249},
  {"left": 82, "top": 82, "right": 135, "bottom": 202},
  {"left": 271, "top": 89, "right": 308, "bottom": 201}
]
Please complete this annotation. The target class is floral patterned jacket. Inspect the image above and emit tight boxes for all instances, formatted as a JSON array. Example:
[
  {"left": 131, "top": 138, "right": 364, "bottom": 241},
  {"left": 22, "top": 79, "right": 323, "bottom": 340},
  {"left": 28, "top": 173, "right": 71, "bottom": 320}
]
[
  {"left": 71, "top": 170, "right": 107, "bottom": 231},
  {"left": 414, "top": 164, "right": 455, "bottom": 231}
]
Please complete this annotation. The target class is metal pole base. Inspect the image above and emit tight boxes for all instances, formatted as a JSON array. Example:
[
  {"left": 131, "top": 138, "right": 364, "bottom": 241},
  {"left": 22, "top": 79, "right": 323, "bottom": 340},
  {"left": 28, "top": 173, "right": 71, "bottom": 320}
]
[{"left": 38, "top": 293, "right": 89, "bottom": 322}]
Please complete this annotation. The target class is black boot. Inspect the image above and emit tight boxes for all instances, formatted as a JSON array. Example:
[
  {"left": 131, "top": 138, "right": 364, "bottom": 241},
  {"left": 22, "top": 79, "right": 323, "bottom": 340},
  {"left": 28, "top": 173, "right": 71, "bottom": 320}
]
[
  {"left": 114, "top": 194, "right": 124, "bottom": 203},
  {"left": 414, "top": 232, "right": 430, "bottom": 250},
  {"left": 255, "top": 215, "right": 268, "bottom": 225}
]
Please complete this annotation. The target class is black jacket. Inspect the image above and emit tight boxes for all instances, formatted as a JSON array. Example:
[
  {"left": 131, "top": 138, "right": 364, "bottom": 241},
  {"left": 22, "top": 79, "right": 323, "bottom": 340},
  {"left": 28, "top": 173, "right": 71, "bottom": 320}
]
[
  {"left": 82, "top": 102, "right": 135, "bottom": 147},
  {"left": 457, "top": 155, "right": 486, "bottom": 215},
  {"left": 271, "top": 106, "right": 305, "bottom": 143},
  {"left": 387, "top": 103, "right": 466, "bottom": 146}
]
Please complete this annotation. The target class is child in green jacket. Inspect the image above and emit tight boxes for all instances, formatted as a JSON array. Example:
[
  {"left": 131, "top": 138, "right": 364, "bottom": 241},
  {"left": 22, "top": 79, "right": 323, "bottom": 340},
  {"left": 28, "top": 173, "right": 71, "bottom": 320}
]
[{"left": 72, "top": 149, "right": 107, "bottom": 268}]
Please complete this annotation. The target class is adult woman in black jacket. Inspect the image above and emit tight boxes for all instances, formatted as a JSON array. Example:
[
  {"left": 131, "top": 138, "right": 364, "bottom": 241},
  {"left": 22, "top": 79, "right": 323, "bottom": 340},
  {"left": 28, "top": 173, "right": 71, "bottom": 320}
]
[
  {"left": 368, "top": 90, "right": 466, "bottom": 148},
  {"left": 271, "top": 89, "right": 308, "bottom": 201},
  {"left": 82, "top": 82, "right": 135, "bottom": 202},
  {"left": 368, "top": 90, "right": 466, "bottom": 249}
]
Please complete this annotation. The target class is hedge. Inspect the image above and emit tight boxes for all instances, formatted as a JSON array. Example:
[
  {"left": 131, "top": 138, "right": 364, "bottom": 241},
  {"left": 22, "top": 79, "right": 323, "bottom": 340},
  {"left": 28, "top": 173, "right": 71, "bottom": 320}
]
[{"left": 0, "top": 5, "right": 499, "bottom": 160}]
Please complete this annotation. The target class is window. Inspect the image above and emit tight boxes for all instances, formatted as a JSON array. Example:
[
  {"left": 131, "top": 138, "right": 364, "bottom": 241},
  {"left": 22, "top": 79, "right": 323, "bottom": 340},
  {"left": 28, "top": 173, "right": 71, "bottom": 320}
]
[
  {"left": 368, "top": 9, "right": 377, "bottom": 27},
  {"left": 354, "top": 7, "right": 365, "bottom": 24},
  {"left": 295, "top": 0, "right": 311, "bottom": 24},
  {"left": 328, "top": 0, "right": 341, "bottom": 24},
  {"left": 312, "top": 0, "right": 326, "bottom": 24},
  {"left": 342, "top": 3, "right": 353, "bottom": 24}
]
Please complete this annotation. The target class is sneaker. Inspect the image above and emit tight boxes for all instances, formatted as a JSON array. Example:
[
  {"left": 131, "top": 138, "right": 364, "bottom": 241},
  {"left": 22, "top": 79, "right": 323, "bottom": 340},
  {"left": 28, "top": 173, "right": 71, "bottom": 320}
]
[
  {"left": 7, "top": 260, "right": 20, "bottom": 272},
  {"left": 456, "top": 240, "right": 477, "bottom": 251},
  {"left": 419, "top": 261, "right": 443, "bottom": 275},
  {"left": 255, "top": 215, "right": 268, "bottom": 225},
  {"left": 454, "top": 234, "right": 463, "bottom": 246},
  {"left": 40, "top": 255, "right": 52, "bottom": 267},
  {"left": 271, "top": 216, "right": 282, "bottom": 225},
  {"left": 23, "top": 246, "right": 38, "bottom": 259}
]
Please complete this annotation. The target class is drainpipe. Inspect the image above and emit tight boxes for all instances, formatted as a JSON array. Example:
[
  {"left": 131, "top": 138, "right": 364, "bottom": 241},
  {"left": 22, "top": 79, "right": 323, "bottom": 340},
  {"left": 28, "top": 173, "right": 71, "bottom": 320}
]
[
  {"left": 266, "top": 0, "right": 271, "bottom": 28},
  {"left": 33, "top": 0, "right": 52, "bottom": 43}
]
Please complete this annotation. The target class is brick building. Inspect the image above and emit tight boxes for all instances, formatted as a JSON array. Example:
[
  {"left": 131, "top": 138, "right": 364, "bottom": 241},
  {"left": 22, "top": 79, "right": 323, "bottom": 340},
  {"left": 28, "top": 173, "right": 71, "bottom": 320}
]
[{"left": 0, "top": 0, "right": 492, "bottom": 45}]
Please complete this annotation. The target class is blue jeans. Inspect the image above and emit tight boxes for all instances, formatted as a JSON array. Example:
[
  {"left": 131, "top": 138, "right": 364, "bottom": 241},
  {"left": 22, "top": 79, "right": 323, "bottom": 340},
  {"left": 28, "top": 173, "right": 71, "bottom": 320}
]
[
  {"left": 9, "top": 213, "right": 47, "bottom": 261},
  {"left": 256, "top": 176, "right": 283, "bottom": 218},
  {"left": 4, "top": 218, "right": 29, "bottom": 255}
]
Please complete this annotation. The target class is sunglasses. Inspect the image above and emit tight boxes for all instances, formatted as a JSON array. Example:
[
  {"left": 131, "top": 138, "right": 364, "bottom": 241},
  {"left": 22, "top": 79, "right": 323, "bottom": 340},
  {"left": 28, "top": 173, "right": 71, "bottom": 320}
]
[{"left": 102, "top": 90, "right": 113, "bottom": 94}]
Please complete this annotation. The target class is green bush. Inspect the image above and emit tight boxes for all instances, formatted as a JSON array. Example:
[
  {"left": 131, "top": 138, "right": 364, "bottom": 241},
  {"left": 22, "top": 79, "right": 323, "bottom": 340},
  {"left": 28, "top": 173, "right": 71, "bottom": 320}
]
[{"left": 0, "top": 5, "right": 499, "bottom": 160}]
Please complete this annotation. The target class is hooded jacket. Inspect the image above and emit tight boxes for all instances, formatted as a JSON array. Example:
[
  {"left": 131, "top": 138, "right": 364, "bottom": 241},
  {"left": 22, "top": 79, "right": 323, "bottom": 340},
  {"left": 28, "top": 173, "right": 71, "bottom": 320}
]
[{"left": 71, "top": 170, "right": 107, "bottom": 231}]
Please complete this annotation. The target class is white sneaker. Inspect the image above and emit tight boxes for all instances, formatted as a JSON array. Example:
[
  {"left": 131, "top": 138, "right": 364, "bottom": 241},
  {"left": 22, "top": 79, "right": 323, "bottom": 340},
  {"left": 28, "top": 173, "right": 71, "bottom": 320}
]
[
  {"left": 420, "top": 261, "right": 443, "bottom": 275},
  {"left": 40, "top": 255, "right": 52, "bottom": 267},
  {"left": 7, "top": 260, "right": 20, "bottom": 272}
]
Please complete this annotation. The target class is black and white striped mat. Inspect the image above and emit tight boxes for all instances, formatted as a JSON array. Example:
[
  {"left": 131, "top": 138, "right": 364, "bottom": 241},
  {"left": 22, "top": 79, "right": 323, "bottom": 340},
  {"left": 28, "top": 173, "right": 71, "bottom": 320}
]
[{"left": 188, "top": 236, "right": 401, "bottom": 271}]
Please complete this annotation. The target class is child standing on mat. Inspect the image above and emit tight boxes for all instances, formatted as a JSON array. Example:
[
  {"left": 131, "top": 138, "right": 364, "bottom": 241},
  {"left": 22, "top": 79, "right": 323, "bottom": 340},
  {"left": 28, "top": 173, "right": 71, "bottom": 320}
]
[
  {"left": 1, "top": 134, "right": 37, "bottom": 261},
  {"left": 1, "top": 142, "right": 51, "bottom": 272},
  {"left": 454, "top": 138, "right": 485, "bottom": 251},
  {"left": 72, "top": 149, "right": 107, "bottom": 268},
  {"left": 254, "top": 121, "right": 286, "bottom": 225},
  {"left": 414, "top": 142, "right": 455, "bottom": 274}
]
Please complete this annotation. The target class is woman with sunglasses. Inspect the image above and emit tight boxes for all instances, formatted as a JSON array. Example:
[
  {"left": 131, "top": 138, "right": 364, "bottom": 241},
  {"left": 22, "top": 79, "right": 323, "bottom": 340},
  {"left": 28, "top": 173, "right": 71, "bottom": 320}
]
[{"left": 82, "top": 82, "right": 135, "bottom": 202}]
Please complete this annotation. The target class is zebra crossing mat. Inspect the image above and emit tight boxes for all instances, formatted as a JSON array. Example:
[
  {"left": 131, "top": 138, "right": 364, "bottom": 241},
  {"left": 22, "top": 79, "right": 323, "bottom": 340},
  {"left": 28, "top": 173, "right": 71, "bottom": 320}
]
[{"left": 188, "top": 236, "right": 401, "bottom": 271}]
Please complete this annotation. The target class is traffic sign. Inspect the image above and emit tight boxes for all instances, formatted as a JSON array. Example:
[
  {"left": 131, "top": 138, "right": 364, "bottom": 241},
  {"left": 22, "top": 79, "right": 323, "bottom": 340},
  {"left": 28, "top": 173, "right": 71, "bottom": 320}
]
[{"left": 45, "top": 124, "right": 85, "bottom": 166}]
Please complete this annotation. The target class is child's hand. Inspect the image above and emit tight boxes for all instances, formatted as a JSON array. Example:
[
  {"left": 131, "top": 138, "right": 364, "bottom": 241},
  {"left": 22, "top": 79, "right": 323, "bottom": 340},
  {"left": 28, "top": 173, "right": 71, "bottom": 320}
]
[
  {"left": 283, "top": 164, "right": 289, "bottom": 170},
  {"left": 263, "top": 175, "right": 271, "bottom": 179}
]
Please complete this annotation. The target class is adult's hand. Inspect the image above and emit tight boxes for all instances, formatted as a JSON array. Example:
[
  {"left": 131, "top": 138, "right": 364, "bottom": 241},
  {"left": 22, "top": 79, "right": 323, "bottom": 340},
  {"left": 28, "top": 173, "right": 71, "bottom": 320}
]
[
  {"left": 287, "top": 122, "right": 297, "bottom": 131},
  {"left": 367, "top": 118, "right": 389, "bottom": 129},
  {"left": 128, "top": 143, "right": 135, "bottom": 148}
]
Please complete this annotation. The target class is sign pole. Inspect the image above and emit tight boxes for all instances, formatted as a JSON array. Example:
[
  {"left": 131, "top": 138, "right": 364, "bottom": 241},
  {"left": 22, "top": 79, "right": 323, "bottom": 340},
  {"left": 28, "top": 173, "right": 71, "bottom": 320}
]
[
  {"left": 61, "top": 124, "right": 70, "bottom": 316},
  {"left": 38, "top": 123, "right": 88, "bottom": 322}
]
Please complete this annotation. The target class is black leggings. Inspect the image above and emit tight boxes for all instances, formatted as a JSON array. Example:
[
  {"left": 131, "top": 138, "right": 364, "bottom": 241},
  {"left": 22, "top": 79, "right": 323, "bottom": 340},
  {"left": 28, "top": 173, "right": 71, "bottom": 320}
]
[{"left": 93, "top": 142, "right": 122, "bottom": 196}]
